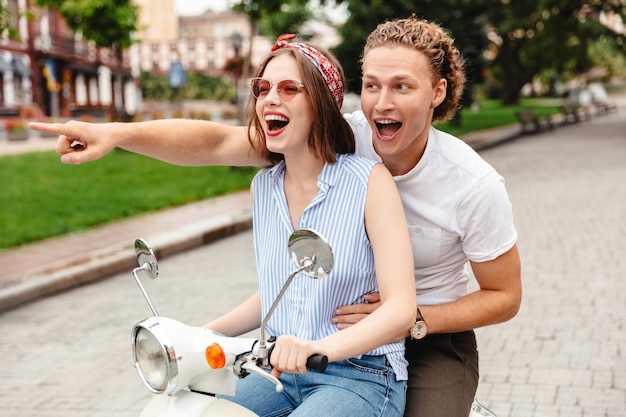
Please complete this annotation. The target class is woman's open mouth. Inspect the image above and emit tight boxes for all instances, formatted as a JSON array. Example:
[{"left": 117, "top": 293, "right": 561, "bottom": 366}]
[{"left": 266, "top": 114, "right": 290, "bottom": 133}]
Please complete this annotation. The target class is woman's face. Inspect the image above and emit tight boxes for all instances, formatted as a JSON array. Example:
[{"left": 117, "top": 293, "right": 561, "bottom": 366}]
[
  {"left": 360, "top": 45, "right": 446, "bottom": 175},
  {"left": 255, "top": 54, "right": 313, "bottom": 158}
]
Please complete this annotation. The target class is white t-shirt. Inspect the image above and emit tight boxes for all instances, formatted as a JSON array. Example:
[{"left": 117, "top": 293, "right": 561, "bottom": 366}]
[{"left": 345, "top": 111, "right": 517, "bottom": 305}]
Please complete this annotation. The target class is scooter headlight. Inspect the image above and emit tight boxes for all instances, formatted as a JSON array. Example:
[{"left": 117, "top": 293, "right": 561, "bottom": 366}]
[{"left": 132, "top": 320, "right": 178, "bottom": 394}]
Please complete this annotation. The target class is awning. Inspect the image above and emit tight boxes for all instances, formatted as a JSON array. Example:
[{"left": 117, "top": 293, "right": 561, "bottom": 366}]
[
  {"left": 0, "top": 56, "right": 12, "bottom": 73},
  {"left": 12, "top": 58, "right": 33, "bottom": 76},
  {"left": 70, "top": 65, "right": 99, "bottom": 76}
]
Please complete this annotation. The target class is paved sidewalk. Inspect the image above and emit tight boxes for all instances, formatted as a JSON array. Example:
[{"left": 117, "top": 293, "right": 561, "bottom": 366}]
[{"left": 0, "top": 101, "right": 618, "bottom": 312}]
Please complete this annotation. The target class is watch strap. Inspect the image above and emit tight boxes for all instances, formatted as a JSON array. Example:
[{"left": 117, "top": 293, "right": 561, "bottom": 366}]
[{"left": 416, "top": 307, "right": 424, "bottom": 321}]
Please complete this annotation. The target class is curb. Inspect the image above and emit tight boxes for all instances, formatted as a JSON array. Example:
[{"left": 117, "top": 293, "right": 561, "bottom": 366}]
[{"left": 0, "top": 211, "right": 252, "bottom": 313}]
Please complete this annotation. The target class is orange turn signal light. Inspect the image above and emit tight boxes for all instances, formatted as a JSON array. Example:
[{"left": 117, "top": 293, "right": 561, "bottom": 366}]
[{"left": 205, "top": 343, "right": 226, "bottom": 369}]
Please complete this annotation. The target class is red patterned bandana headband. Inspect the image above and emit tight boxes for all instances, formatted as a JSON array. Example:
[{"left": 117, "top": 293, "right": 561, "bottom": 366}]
[{"left": 271, "top": 34, "right": 344, "bottom": 109}]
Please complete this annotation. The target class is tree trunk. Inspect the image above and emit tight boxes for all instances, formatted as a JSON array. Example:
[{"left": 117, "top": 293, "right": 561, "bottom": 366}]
[
  {"left": 501, "top": 88, "right": 521, "bottom": 106},
  {"left": 113, "top": 43, "right": 130, "bottom": 121},
  {"left": 499, "top": 37, "right": 520, "bottom": 106}
]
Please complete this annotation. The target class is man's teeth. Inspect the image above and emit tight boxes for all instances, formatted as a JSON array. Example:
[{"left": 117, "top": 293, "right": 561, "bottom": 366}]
[{"left": 376, "top": 119, "right": 397, "bottom": 125}]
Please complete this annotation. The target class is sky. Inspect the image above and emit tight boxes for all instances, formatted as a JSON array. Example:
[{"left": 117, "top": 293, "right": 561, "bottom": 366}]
[
  {"left": 173, "top": 0, "right": 348, "bottom": 23},
  {"left": 174, "top": 0, "right": 228, "bottom": 16}
]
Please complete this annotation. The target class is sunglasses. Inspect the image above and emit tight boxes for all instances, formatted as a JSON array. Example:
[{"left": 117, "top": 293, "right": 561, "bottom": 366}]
[{"left": 249, "top": 78, "right": 305, "bottom": 101}]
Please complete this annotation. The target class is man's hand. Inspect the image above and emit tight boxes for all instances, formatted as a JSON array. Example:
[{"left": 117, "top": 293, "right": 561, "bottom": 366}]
[{"left": 331, "top": 292, "right": 381, "bottom": 329}]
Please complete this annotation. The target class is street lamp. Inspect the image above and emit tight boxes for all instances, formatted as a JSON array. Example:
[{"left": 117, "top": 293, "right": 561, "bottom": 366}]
[
  {"left": 230, "top": 31, "right": 244, "bottom": 122},
  {"left": 230, "top": 32, "right": 243, "bottom": 58}
]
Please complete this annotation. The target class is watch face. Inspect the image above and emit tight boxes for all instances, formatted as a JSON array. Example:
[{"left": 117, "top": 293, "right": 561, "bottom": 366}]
[{"left": 411, "top": 321, "right": 427, "bottom": 339}]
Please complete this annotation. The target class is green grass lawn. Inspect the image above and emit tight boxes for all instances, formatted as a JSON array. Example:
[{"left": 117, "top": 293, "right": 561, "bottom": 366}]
[
  {"left": 435, "top": 97, "right": 562, "bottom": 136},
  {"left": 0, "top": 97, "right": 563, "bottom": 250},
  {"left": 0, "top": 149, "right": 258, "bottom": 249}
]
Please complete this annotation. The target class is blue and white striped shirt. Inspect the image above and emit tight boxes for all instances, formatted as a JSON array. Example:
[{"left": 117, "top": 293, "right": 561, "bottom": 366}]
[{"left": 252, "top": 153, "right": 408, "bottom": 380}]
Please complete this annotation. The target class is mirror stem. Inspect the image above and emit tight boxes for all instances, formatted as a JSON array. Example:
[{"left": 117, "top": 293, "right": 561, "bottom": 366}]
[
  {"left": 133, "top": 263, "right": 159, "bottom": 317},
  {"left": 259, "top": 263, "right": 309, "bottom": 352}
]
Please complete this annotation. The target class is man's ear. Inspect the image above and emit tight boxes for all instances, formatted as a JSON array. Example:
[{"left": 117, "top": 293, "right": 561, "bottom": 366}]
[{"left": 431, "top": 78, "right": 447, "bottom": 109}]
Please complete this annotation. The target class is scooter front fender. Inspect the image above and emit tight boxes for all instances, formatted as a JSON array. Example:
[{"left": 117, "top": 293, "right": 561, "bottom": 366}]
[{"left": 139, "top": 391, "right": 258, "bottom": 417}]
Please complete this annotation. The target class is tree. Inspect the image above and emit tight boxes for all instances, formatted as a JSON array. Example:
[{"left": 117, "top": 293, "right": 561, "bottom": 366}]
[
  {"left": 487, "top": 0, "right": 626, "bottom": 104},
  {"left": 36, "top": 0, "right": 139, "bottom": 116},
  {"left": 233, "top": 0, "right": 317, "bottom": 39},
  {"left": 335, "top": 0, "right": 626, "bottom": 106}
]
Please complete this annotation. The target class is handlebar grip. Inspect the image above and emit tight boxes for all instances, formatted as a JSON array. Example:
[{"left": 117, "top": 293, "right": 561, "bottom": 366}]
[{"left": 306, "top": 354, "right": 328, "bottom": 372}]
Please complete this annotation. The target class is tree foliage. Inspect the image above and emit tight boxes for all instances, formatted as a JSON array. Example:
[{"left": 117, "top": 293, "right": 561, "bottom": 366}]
[
  {"left": 333, "top": 0, "right": 626, "bottom": 105},
  {"left": 35, "top": 0, "right": 139, "bottom": 49},
  {"left": 140, "top": 72, "right": 235, "bottom": 102},
  {"left": 0, "top": 3, "right": 22, "bottom": 39},
  {"left": 485, "top": 0, "right": 626, "bottom": 104},
  {"left": 233, "top": 0, "right": 315, "bottom": 38}
]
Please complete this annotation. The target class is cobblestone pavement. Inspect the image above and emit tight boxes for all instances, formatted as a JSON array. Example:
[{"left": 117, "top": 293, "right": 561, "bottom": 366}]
[
  {"left": 0, "top": 100, "right": 625, "bottom": 416},
  {"left": 472, "top": 104, "right": 625, "bottom": 417}
]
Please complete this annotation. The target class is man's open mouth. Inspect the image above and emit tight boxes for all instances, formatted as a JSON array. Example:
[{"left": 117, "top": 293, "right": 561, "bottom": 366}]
[{"left": 375, "top": 119, "right": 402, "bottom": 137}]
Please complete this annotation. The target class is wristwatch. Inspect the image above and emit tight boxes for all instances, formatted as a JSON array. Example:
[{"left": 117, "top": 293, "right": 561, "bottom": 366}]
[{"left": 409, "top": 307, "right": 428, "bottom": 340}]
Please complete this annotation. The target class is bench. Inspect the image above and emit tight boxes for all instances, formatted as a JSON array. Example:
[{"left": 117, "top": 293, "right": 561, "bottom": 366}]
[
  {"left": 593, "top": 101, "right": 618, "bottom": 116},
  {"left": 560, "top": 103, "right": 591, "bottom": 124},
  {"left": 514, "top": 110, "right": 555, "bottom": 134}
]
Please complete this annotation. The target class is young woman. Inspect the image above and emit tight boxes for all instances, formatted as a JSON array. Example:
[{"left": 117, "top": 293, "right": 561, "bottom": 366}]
[
  {"left": 30, "top": 16, "right": 521, "bottom": 417},
  {"left": 202, "top": 36, "right": 416, "bottom": 417}
]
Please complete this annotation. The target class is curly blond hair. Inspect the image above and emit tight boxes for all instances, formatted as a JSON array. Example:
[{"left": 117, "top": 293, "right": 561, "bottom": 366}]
[{"left": 362, "top": 16, "right": 466, "bottom": 122}]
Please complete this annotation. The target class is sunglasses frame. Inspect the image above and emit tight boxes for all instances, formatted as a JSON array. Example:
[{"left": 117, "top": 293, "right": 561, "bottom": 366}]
[{"left": 249, "top": 78, "right": 305, "bottom": 101}]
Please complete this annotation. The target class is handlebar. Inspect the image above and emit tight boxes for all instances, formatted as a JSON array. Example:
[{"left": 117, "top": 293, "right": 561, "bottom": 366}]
[
  {"left": 265, "top": 341, "right": 328, "bottom": 373},
  {"left": 238, "top": 344, "right": 328, "bottom": 394},
  {"left": 306, "top": 354, "right": 328, "bottom": 372}
]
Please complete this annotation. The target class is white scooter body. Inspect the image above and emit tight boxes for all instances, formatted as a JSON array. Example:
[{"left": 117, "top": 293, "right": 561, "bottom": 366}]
[{"left": 140, "top": 389, "right": 257, "bottom": 417}]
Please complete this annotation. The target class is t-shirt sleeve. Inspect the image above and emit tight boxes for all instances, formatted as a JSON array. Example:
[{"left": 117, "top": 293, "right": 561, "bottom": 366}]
[{"left": 457, "top": 171, "right": 518, "bottom": 262}]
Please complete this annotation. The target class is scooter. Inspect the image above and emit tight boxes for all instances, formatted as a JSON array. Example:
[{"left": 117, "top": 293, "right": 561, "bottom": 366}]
[
  {"left": 128, "top": 229, "right": 496, "bottom": 417},
  {"left": 130, "top": 229, "right": 332, "bottom": 417}
]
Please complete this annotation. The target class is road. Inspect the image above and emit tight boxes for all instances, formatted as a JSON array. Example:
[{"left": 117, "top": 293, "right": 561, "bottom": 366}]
[{"left": 1, "top": 105, "right": 625, "bottom": 417}]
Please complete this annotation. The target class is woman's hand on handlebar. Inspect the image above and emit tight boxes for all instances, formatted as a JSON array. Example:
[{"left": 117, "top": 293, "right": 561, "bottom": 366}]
[{"left": 270, "top": 335, "right": 325, "bottom": 378}]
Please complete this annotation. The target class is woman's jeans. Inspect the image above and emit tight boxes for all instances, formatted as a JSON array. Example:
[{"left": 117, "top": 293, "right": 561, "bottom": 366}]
[{"left": 221, "top": 354, "right": 407, "bottom": 417}]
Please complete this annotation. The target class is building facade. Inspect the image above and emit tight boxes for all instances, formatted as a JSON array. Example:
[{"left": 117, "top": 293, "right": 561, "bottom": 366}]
[
  {"left": 0, "top": 0, "right": 137, "bottom": 120},
  {"left": 0, "top": 0, "right": 35, "bottom": 117},
  {"left": 0, "top": 0, "right": 336, "bottom": 121},
  {"left": 136, "top": 8, "right": 271, "bottom": 78}
]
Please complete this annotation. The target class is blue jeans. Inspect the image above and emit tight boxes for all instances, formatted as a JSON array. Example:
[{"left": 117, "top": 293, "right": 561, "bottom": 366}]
[{"left": 221, "top": 355, "right": 407, "bottom": 417}]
